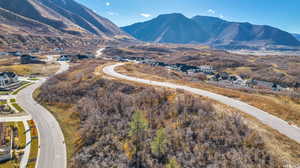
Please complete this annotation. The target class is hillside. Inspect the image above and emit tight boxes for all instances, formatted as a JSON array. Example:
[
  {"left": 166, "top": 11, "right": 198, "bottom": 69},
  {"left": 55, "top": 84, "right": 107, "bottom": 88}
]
[
  {"left": 122, "top": 13, "right": 209, "bottom": 43},
  {"left": 0, "top": 0, "right": 127, "bottom": 50},
  {"left": 293, "top": 33, "right": 300, "bottom": 41},
  {"left": 122, "top": 13, "right": 300, "bottom": 50}
]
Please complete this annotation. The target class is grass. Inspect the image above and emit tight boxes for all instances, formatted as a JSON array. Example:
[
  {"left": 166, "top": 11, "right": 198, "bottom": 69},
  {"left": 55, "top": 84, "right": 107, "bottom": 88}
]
[
  {"left": 10, "top": 99, "right": 16, "bottom": 103},
  {"left": 0, "top": 91, "right": 10, "bottom": 95},
  {"left": 0, "top": 99, "right": 7, "bottom": 105},
  {"left": 28, "top": 78, "right": 39, "bottom": 81},
  {"left": 0, "top": 63, "right": 60, "bottom": 77},
  {"left": 33, "top": 89, "right": 80, "bottom": 166},
  {"left": 11, "top": 103, "right": 24, "bottom": 112},
  {"left": 16, "top": 122, "right": 26, "bottom": 149},
  {"left": 27, "top": 120, "right": 39, "bottom": 168}
]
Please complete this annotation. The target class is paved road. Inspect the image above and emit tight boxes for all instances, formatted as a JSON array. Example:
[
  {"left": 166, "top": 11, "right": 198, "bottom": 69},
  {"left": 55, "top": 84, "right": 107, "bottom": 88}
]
[
  {"left": 103, "top": 63, "right": 300, "bottom": 144},
  {"left": 16, "top": 61, "right": 68, "bottom": 168}
]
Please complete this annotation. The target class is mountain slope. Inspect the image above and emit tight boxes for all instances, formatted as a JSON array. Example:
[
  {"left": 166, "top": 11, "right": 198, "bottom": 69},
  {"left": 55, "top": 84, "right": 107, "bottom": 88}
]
[
  {"left": 0, "top": 0, "right": 129, "bottom": 50},
  {"left": 0, "top": 0, "right": 124, "bottom": 37},
  {"left": 123, "top": 13, "right": 300, "bottom": 49},
  {"left": 192, "top": 16, "right": 300, "bottom": 47},
  {"left": 122, "top": 13, "right": 209, "bottom": 43},
  {"left": 293, "top": 33, "right": 300, "bottom": 41},
  {"left": 0, "top": 7, "right": 62, "bottom": 35}
]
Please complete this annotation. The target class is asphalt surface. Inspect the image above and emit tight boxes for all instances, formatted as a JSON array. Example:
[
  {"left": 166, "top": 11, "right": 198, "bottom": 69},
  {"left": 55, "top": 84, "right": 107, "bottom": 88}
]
[
  {"left": 16, "top": 61, "right": 69, "bottom": 168},
  {"left": 103, "top": 63, "right": 300, "bottom": 144}
]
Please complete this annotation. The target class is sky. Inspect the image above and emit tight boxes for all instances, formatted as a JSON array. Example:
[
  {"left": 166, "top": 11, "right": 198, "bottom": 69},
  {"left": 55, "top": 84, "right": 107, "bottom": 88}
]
[{"left": 76, "top": 0, "right": 300, "bottom": 34}]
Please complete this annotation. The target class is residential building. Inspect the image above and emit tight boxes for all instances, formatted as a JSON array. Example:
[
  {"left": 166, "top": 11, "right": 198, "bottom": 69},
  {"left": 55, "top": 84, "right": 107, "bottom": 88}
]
[{"left": 0, "top": 72, "right": 18, "bottom": 90}]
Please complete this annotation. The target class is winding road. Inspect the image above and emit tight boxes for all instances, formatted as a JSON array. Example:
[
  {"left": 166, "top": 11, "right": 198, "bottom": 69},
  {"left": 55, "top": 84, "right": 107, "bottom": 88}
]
[
  {"left": 103, "top": 63, "right": 300, "bottom": 144},
  {"left": 16, "top": 61, "right": 68, "bottom": 168}
]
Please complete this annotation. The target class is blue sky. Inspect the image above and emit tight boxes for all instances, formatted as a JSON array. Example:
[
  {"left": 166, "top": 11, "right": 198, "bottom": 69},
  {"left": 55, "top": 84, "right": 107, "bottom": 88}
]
[{"left": 76, "top": 0, "right": 300, "bottom": 34}]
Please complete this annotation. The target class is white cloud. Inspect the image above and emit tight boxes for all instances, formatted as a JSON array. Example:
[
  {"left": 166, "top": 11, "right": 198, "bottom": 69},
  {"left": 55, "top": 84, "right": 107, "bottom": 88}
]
[
  {"left": 140, "top": 13, "right": 152, "bottom": 18},
  {"left": 106, "top": 2, "right": 110, "bottom": 6},
  {"left": 219, "top": 14, "right": 224, "bottom": 19},
  {"left": 207, "top": 9, "right": 216, "bottom": 14}
]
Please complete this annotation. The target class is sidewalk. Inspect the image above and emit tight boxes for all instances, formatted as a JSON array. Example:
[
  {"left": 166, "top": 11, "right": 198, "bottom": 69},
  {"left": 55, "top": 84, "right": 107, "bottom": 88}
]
[{"left": 20, "top": 120, "right": 31, "bottom": 168}]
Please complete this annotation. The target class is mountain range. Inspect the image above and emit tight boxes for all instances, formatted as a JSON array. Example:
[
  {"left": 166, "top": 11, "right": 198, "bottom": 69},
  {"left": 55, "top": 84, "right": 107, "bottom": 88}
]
[{"left": 122, "top": 13, "right": 300, "bottom": 49}]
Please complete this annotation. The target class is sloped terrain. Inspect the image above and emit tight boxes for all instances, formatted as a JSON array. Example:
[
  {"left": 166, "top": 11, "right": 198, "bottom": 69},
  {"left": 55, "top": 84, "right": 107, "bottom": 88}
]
[
  {"left": 0, "top": 0, "right": 127, "bottom": 50},
  {"left": 293, "top": 33, "right": 300, "bottom": 41}
]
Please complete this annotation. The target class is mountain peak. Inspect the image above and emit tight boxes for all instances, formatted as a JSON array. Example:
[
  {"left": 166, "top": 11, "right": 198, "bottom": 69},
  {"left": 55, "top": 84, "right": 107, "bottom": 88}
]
[
  {"left": 156, "top": 13, "right": 188, "bottom": 21},
  {"left": 192, "top": 15, "right": 226, "bottom": 22}
]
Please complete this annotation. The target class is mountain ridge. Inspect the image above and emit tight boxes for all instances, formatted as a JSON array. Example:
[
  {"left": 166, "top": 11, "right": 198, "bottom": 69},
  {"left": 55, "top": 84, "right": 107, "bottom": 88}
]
[{"left": 122, "top": 13, "right": 300, "bottom": 49}]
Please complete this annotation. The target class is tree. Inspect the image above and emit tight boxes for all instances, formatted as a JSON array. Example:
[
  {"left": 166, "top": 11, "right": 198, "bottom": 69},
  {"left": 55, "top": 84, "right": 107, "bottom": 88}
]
[
  {"left": 165, "top": 157, "right": 180, "bottom": 168},
  {"left": 129, "top": 110, "right": 148, "bottom": 168},
  {"left": 151, "top": 128, "right": 167, "bottom": 161}
]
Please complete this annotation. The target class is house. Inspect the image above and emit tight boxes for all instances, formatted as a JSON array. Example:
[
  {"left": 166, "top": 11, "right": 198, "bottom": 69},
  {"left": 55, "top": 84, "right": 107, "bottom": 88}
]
[
  {"left": 0, "top": 52, "right": 8, "bottom": 56},
  {"left": 214, "top": 72, "right": 230, "bottom": 80},
  {"left": 8, "top": 51, "right": 21, "bottom": 56},
  {"left": 20, "top": 55, "right": 43, "bottom": 64},
  {"left": 0, "top": 72, "right": 18, "bottom": 90},
  {"left": 250, "top": 80, "right": 283, "bottom": 91},
  {"left": 57, "top": 55, "right": 71, "bottom": 62},
  {"left": 198, "top": 65, "right": 215, "bottom": 74}
]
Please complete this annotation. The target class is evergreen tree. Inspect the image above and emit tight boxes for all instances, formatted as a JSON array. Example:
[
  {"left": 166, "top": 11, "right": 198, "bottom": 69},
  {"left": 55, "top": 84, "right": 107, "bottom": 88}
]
[
  {"left": 129, "top": 110, "right": 148, "bottom": 168},
  {"left": 165, "top": 157, "right": 181, "bottom": 168},
  {"left": 151, "top": 128, "right": 167, "bottom": 160}
]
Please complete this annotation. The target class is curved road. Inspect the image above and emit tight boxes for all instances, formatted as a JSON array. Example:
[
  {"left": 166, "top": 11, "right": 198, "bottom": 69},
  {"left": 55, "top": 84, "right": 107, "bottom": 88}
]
[
  {"left": 103, "top": 63, "right": 300, "bottom": 144},
  {"left": 16, "top": 61, "right": 68, "bottom": 168}
]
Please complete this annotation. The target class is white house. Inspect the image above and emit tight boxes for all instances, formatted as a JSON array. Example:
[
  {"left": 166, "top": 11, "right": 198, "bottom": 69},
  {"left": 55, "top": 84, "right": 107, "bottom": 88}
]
[{"left": 198, "top": 65, "right": 215, "bottom": 73}]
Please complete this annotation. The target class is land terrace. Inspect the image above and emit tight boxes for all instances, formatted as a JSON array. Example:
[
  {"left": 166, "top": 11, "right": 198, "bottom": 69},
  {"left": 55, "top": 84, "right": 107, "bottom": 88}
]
[{"left": 109, "top": 55, "right": 291, "bottom": 92}]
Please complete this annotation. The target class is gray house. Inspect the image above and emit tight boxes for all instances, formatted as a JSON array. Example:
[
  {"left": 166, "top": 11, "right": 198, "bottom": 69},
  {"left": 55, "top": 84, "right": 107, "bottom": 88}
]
[{"left": 0, "top": 72, "right": 18, "bottom": 90}]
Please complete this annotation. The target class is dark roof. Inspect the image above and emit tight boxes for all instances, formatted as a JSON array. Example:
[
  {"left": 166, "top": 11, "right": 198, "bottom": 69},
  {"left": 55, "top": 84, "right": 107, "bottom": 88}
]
[{"left": 0, "top": 72, "right": 17, "bottom": 78}]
